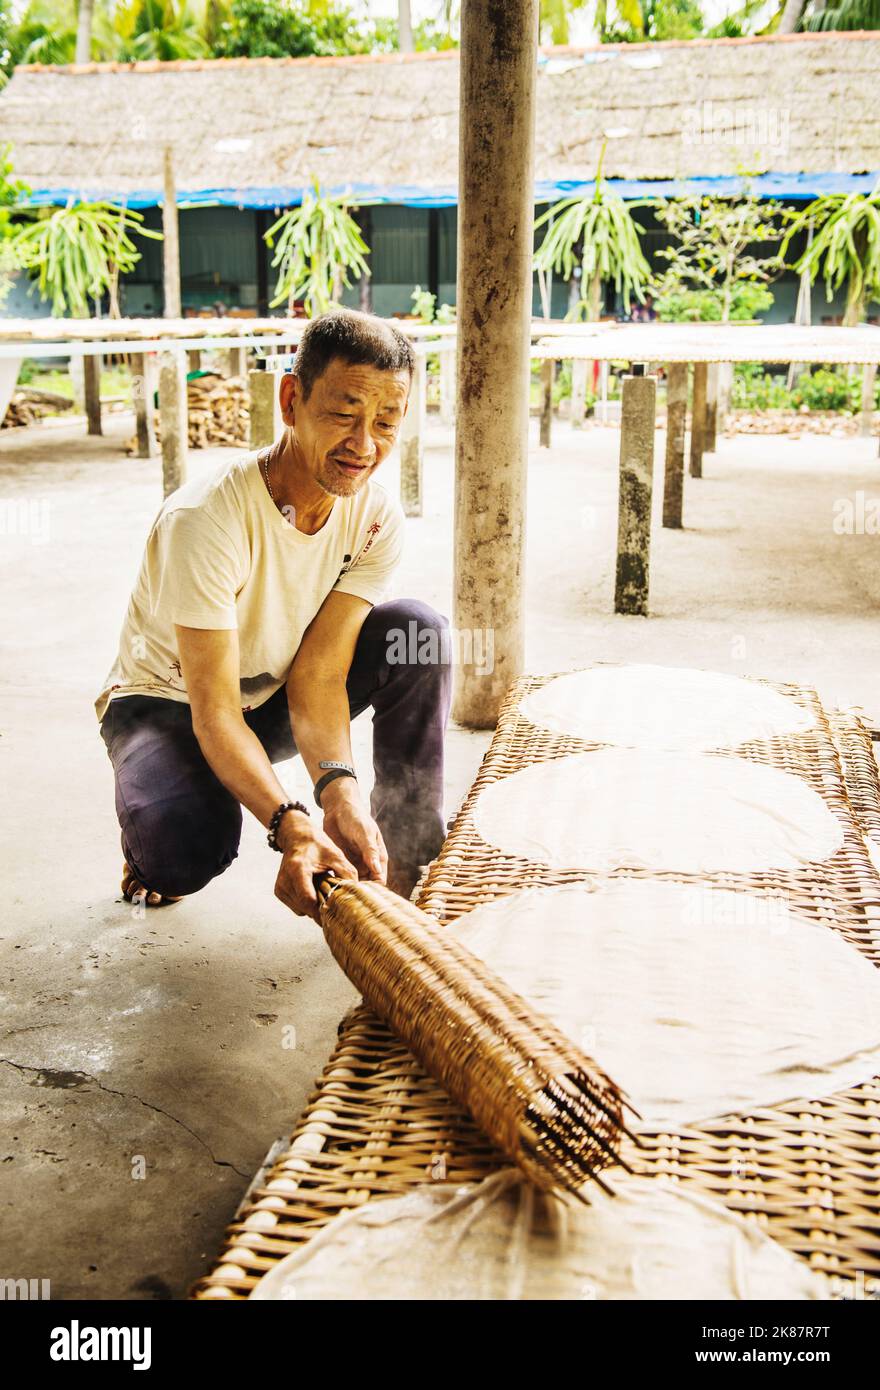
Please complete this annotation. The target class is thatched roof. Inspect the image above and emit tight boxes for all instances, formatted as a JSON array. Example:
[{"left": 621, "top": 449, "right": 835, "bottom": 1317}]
[{"left": 2, "top": 31, "right": 879, "bottom": 207}]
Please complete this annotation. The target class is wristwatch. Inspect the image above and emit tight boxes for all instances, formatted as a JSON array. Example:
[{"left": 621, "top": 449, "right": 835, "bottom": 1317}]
[{"left": 314, "top": 760, "right": 357, "bottom": 808}]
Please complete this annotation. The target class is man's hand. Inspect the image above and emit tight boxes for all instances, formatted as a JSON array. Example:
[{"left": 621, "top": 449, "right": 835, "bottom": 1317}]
[
  {"left": 320, "top": 778, "right": 388, "bottom": 885},
  {"left": 273, "top": 810, "right": 358, "bottom": 923}
]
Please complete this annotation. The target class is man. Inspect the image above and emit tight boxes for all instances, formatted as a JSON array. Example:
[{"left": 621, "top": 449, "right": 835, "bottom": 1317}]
[{"left": 95, "top": 309, "right": 452, "bottom": 922}]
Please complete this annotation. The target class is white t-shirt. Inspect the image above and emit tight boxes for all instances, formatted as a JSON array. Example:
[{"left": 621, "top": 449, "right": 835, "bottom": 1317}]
[{"left": 94, "top": 452, "right": 405, "bottom": 722}]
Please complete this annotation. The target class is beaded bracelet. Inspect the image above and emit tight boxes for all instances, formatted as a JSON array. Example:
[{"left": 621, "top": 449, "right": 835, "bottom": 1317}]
[{"left": 267, "top": 800, "right": 309, "bottom": 852}]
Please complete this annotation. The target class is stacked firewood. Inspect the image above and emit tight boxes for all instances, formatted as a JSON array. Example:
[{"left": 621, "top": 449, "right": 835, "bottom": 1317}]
[
  {"left": 1, "top": 388, "right": 73, "bottom": 429},
  {"left": 184, "top": 374, "right": 250, "bottom": 448},
  {"left": 138, "top": 374, "right": 250, "bottom": 452}
]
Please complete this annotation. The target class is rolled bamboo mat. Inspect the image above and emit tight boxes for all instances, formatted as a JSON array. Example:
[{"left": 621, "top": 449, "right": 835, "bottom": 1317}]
[{"left": 193, "top": 673, "right": 880, "bottom": 1299}]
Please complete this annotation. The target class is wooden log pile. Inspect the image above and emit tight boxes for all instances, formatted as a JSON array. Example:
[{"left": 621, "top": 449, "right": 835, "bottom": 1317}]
[
  {"left": 1, "top": 387, "right": 73, "bottom": 429},
  {"left": 137, "top": 373, "right": 250, "bottom": 452}
]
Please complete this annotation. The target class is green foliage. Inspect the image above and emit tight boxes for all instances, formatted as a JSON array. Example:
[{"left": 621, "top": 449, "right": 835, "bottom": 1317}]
[
  {"left": 534, "top": 144, "right": 650, "bottom": 318},
  {"left": 265, "top": 179, "right": 369, "bottom": 316},
  {"left": 111, "top": 0, "right": 207, "bottom": 60},
  {"left": 211, "top": 0, "right": 363, "bottom": 58},
  {"left": 805, "top": 0, "right": 880, "bottom": 30},
  {"left": 0, "top": 144, "right": 31, "bottom": 308},
  {"left": 781, "top": 190, "right": 880, "bottom": 326},
  {"left": 11, "top": 200, "right": 162, "bottom": 316},
  {"left": 603, "top": 0, "right": 704, "bottom": 40},
  {"left": 410, "top": 285, "right": 455, "bottom": 325},
  {"left": 655, "top": 283, "right": 774, "bottom": 321},
  {"left": 652, "top": 189, "right": 785, "bottom": 322},
  {"left": 731, "top": 362, "right": 878, "bottom": 413}
]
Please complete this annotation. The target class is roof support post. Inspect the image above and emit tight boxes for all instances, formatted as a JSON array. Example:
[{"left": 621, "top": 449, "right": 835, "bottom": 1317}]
[
  {"left": 399, "top": 350, "right": 426, "bottom": 517},
  {"left": 130, "top": 352, "right": 158, "bottom": 458},
  {"left": 705, "top": 361, "right": 718, "bottom": 453},
  {"left": 83, "top": 351, "right": 102, "bottom": 437},
  {"left": 539, "top": 358, "right": 553, "bottom": 447},
  {"left": 453, "top": 0, "right": 539, "bottom": 726},
  {"left": 689, "top": 360, "right": 707, "bottom": 479},
  {"left": 860, "top": 364, "right": 876, "bottom": 439},
  {"left": 615, "top": 371, "right": 656, "bottom": 617},
  {"left": 249, "top": 368, "right": 282, "bottom": 450},
  {"left": 571, "top": 357, "right": 588, "bottom": 429},
  {"left": 158, "top": 348, "right": 187, "bottom": 497},
  {"left": 162, "top": 146, "right": 182, "bottom": 320},
  {"left": 662, "top": 361, "right": 687, "bottom": 529}
]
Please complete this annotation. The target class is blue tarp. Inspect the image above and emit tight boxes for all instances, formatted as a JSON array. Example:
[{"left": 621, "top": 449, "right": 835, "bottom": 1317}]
[{"left": 23, "top": 171, "right": 880, "bottom": 210}]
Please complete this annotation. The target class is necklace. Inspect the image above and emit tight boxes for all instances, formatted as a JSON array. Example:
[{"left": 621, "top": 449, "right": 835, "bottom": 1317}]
[{"left": 261, "top": 449, "right": 276, "bottom": 504}]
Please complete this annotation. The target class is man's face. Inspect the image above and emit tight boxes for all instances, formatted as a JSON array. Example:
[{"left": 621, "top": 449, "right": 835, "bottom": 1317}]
[{"left": 280, "top": 357, "right": 410, "bottom": 498}]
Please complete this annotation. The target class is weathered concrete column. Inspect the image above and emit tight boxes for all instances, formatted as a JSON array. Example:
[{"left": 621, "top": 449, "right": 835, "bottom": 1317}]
[
  {"left": 662, "top": 361, "right": 687, "bottom": 529},
  {"left": 705, "top": 361, "right": 718, "bottom": 452},
  {"left": 162, "top": 146, "right": 182, "bottom": 320},
  {"left": 399, "top": 351, "right": 426, "bottom": 517},
  {"left": 860, "top": 364, "right": 877, "bottom": 438},
  {"left": 226, "top": 345, "right": 248, "bottom": 379},
  {"left": 158, "top": 349, "right": 188, "bottom": 497},
  {"left": 439, "top": 344, "right": 455, "bottom": 426},
  {"left": 615, "top": 373, "right": 656, "bottom": 616},
  {"left": 571, "top": 357, "right": 588, "bottom": 429},
  {"left": 83, "top": 352, "right": 102, "bottom": 436},
  {"left": 689, "top": 360, "right": 707, "bottom": 479},
  {"left": 539, "top": 358, "right": 554, "bottom": 447},
  {"left": 248, "top": 368, "right": 282, "bottom": 449},
  {"left": 454, "top": 0, "right": 538, "bottom": 727},
  {"left": 130, "top": 352, "right": 158, "bottom": 458}
]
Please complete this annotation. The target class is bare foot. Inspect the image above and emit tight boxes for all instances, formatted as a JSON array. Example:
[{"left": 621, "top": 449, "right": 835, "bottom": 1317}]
[{"left": 121, "top": 861, "right": 183, "bottom": 908}]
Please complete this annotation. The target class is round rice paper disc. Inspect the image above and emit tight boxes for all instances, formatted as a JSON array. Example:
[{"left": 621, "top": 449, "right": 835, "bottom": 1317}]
[
  {"left": 471, "top": 750, "right": 844, "bottom": 873},
  {"left": 520, "top": 664, "right": 815, "bottom": 751},
  {"left": 250, "top": 1169, "right": 830, "bottom": 1301},
  {"left": 451, "top": 882, "right": 880, "bottom": 1127}
]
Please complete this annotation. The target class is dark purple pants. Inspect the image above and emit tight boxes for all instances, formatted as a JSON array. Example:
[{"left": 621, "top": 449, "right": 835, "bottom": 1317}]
[{"left": 99, "top": 598, "right": 452, "bottom": 898}]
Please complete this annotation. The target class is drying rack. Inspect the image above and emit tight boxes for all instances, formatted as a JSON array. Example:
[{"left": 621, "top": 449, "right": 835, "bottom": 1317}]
[{"left": 193, "top": 673, "right": 880, "bottom": 1298}]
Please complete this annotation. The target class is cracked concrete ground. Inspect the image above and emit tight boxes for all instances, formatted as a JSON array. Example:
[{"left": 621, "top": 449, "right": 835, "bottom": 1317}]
[{"left": 1, "top": 409, "right": 878, "bottom": 1299}]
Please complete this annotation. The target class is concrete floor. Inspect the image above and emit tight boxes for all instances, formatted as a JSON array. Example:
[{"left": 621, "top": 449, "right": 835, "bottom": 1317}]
[{"left": 1, "top": 409, "right": 878, "bottom": 1299}]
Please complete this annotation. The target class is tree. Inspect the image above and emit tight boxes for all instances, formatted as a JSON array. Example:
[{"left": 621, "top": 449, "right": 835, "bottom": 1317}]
[
  {"left": 651, "top": 188, "right": 785, "bottom": 322},
  {"left": 11, "top": 200, "right": 162, "bottom": 316},
  {"left": 533, "top": 144, "right": 650, "bottom": 319},
  {"left": 111, "top": 0, "right": 207, "bottom": 60},
  {"left": 805, "top": 0, "right": 880, "bottom": 28},
  {"left": 264, "top": 180, "right": 370, "bottom": 317},
  {"left": 75, "top": 0, "right": 94, "bottom": 61},
  {"left": 398, "top": 0, "right": 413, "bottom": 51},
  {"left": 0, "top": 144, "right": 29, "bottom": 308},
  {"left": 781, "top": 190, "right": 880, "bottom": 326}
]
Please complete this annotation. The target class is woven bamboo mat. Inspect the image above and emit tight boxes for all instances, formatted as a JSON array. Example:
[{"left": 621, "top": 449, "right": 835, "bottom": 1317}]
[{"left": 193, "top": 673, "right": 880, "bottom": 1299}]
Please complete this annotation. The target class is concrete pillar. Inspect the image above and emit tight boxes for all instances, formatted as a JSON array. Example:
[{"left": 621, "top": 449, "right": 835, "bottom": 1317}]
[
  {"left": 571, "top": 357, "right": 588, "bottom": 429},
  {"left": 399, "top": 351, "right": 426, "bottom": 517},
  {"left": 662, "top": 361, "right": 687, "bottom": 530},
  {"left": 439, "top": 346, "right": 455, "bottom": 426},
  {"left": 689, "top": 361, "right": 707, "bottom": 479},
  {"left": 615, "top": 373, "right": 656, "bottom": 617},
  {"left": 83, "top": 352, "right": 102, "bottom": 436},
  {"left": 248, "top": 368, "right": 282, "bottom": 450},
  {"left": 453, "top": 0, "right": 538, "bottom": 727},
  {"left": 539, "top": 358, "right": 553, "bottom": 448},
  {"left": 860, "top": 364, "right": 876, "bottom": 438},
  {"left": 158, "top": 349, "right": 188, "bottom": 497},
  {"left": 226, "top": 345, "right": 248, "bottom": 379},
  {"left": 705, "top": 362, "right": 718, "bottom": 453},
  {"left": 162, "top": 146, "right": 182, "bottom": 320},
  {"left": 130, "top": 352, "right": 158, "bottom": 458}
]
